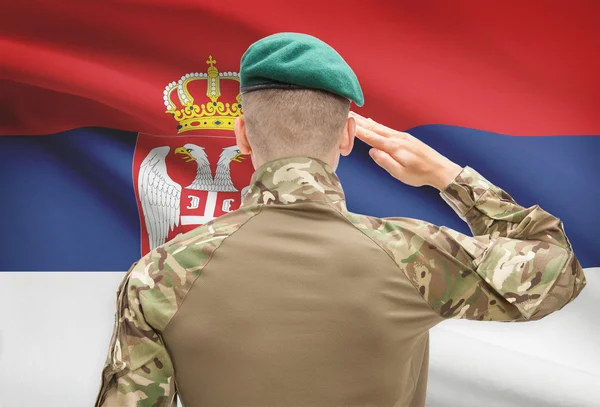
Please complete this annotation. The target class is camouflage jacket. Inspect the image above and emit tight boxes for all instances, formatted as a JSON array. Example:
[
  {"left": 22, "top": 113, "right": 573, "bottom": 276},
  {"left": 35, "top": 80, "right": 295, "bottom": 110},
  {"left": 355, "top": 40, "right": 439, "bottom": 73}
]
[{"left": 95, "top": 156, "right": 586, "bottom": 407}]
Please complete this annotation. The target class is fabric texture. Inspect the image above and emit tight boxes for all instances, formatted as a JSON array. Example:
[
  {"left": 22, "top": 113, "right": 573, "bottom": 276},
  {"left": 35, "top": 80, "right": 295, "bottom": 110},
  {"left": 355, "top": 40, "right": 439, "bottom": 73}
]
[
  {"left": 240, "top": 32, "right": 364, "bottom": 105},
  {"left": 96, "top": 157, "right": 585, "bottom": 406}
]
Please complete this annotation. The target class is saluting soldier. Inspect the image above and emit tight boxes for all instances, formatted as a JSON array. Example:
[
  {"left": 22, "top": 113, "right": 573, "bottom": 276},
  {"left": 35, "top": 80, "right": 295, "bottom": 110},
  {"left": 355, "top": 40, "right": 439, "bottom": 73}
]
[{"left": 96, "top": 33, "right": 586, "bottom": 407}]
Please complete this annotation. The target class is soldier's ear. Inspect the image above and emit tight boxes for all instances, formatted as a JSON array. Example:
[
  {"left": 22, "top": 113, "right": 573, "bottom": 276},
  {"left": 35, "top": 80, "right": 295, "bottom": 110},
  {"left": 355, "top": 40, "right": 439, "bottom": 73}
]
[
  {"left": 234, "top": 117, "right": 251, "bottom": 155},
  {"left": 339, "top": 116, "right": 356, "bottom": 157}
]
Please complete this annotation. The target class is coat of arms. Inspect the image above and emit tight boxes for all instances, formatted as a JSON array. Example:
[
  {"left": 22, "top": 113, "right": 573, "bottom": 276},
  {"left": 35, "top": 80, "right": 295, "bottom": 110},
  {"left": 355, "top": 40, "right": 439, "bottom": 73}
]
[{"left": 133, "top": 56, "right": 254, "bottom": 255}]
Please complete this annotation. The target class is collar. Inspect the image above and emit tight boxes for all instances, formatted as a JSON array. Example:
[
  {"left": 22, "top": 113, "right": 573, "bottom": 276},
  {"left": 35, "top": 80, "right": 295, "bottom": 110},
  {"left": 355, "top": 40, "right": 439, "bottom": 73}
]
[{"left": 241, "top": 156, "right": 347, "bottom": 211}]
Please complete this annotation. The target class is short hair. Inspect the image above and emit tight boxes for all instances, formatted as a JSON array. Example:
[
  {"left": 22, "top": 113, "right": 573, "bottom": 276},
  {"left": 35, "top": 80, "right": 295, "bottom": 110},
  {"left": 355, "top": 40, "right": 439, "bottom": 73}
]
[{"left": 242, "top": 89, "right": 350, "bottom": 162}]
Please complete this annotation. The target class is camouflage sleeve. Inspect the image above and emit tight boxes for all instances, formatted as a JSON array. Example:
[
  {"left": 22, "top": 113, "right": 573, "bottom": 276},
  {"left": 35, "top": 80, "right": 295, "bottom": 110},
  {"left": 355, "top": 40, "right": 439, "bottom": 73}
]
[
  {"left": 95, "top": 260, "right": 176, "bottom": 407},
  {"left": 432, "top": 166, "right": 586, "bottom": 321},
  {"left": 371, "top": 166, "right": 586, "bottom": 322},
  {"left": 441, "top": 166, "right": 574, "bottom": 247}
]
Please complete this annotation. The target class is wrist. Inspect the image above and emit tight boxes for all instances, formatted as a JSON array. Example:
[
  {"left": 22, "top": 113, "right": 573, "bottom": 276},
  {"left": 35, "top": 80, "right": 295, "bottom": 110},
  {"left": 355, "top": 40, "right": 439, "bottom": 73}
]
[{"left": 430, "top": 162, "right": 463, "bottom": 191}]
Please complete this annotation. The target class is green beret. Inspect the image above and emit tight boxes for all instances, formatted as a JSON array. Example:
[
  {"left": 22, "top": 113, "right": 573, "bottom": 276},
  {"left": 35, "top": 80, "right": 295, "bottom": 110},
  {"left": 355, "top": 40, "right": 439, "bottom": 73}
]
[{"left": 240, "top": 32, "right": 364, "bottom": 106}]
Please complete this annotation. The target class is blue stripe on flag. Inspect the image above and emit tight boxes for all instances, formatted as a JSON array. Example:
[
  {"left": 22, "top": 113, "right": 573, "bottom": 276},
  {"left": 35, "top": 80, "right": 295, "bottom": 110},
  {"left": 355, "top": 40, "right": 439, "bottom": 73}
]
[
  {"left": 0, "top": 126, "right": 598, "bottom": 270},
  {"left": 0, "top": 128, "right": 140, "bottom": 270}
]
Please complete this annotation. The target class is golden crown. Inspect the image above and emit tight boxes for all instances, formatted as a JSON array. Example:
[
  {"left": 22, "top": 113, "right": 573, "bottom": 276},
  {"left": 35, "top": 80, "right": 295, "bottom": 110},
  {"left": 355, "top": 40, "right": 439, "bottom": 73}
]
[{"left": 163, "top": 56, "right": 242, "bottom": 133}]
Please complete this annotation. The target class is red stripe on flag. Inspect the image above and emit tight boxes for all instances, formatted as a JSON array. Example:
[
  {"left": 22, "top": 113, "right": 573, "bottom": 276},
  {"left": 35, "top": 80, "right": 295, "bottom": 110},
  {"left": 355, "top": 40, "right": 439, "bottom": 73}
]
[{"left": 1, "top": 0, "right": 599, "bottom": 135}]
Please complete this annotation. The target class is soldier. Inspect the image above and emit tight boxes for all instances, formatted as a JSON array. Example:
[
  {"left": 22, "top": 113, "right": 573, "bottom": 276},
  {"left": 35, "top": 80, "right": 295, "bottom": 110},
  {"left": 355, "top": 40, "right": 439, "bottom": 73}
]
[{"left": 95, "top": 33, "right": 586, "bottom": 407}]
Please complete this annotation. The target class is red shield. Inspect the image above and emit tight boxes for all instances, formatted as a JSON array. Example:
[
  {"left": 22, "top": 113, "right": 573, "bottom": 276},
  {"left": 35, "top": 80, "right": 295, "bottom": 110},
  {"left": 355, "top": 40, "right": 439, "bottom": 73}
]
[{"left": 133, "top": 133, "right": 254, "bottom": 256}]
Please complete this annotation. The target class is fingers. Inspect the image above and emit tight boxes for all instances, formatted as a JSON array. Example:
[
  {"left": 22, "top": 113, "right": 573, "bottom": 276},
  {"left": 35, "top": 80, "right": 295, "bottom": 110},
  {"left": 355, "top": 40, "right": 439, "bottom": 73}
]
[
  {"left": 350, "top": 111, "right": 413, "bottom": 140},
  {"left": 353, "top": 115, "right": 388, "bottom": 137},
  {"left": 369, "top": 148, "right": 405, "bottom": 176},
  {"left": 351, "top": 112, "right": 390, "bottom": 137},
  {"left": 355, "top": 123, "right": 392, "bottom": 150},
  {"left": 356, "top": 122, "right": 413, "bottom": 154}
]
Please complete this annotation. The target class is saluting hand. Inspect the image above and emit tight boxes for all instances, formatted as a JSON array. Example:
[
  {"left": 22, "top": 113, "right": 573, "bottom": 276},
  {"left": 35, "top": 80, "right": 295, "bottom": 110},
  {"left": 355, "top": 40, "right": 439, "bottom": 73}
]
[{"left": 350, "top": 112, "right": 463, "bottom": 191}]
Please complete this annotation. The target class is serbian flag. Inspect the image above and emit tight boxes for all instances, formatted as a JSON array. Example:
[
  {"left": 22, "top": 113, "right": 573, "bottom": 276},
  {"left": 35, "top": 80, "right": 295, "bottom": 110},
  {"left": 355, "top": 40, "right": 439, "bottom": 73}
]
[{"left": 0, "top": 1, "right": 599, "bottom": 406}]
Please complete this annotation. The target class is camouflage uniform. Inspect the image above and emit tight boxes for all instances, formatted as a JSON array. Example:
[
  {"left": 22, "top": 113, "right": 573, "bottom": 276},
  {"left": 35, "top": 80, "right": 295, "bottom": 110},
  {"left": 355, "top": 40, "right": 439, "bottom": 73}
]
[{"left": 95, "top": 157, "right": 586, "bottom": 407}]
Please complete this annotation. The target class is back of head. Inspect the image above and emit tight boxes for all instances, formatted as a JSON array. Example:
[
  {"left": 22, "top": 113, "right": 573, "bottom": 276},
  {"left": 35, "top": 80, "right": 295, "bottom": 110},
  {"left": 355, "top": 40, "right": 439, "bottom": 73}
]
[
  {"left": 242, "top": 88, "right": 350, "bottom": 162},
  {"left": 239, "top": 32, "right": 363, "bottom": 165}
]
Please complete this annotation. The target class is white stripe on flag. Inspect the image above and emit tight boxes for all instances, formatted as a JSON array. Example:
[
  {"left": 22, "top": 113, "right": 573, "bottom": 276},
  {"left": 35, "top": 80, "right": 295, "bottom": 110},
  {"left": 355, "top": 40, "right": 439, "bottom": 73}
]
[{"left": 0, "top": 268, "right": 597, "bottom": 407}]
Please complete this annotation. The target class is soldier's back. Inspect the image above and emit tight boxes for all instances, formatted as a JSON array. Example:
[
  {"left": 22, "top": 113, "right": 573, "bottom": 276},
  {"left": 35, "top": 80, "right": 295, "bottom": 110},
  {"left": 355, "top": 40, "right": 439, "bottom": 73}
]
[{"left": 163, "top": 182, "right": 437, "bottom": 406}]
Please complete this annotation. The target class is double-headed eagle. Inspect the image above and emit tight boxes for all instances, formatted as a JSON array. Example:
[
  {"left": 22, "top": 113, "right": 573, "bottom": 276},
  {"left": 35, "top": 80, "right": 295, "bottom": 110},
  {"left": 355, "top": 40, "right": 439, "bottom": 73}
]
[{"left": 138, "top": 144, "right": 246, "bottom": 249}]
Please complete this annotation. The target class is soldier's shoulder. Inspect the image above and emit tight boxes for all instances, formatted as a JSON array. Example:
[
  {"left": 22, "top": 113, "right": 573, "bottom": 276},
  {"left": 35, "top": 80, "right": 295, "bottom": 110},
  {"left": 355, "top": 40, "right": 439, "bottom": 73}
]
[
  {"left": 341, "top": 210, "right": 428, "bottom": 243},
  {"left": 164, "top": 203, "right": 262, "bottom": 255},
  {"left": 341, "top": 210, "right": 479, "bottom": 259},
  {"left": 124, "top": 204, "right": 263, "bottom": 329},
  {"left": 341, "top": 210, "right": 465, "bottom": 267}
]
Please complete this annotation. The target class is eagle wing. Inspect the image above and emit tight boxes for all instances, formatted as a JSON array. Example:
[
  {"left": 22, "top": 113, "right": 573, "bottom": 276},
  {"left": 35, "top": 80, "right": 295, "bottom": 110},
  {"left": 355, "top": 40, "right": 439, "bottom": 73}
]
[
  {"left": 138, "top": 146, "right": 181, "bottom": 250},
  {"left": 213, "top": 145, "right": 240, "bottom": 192},
  {"left": 185, "top": 144, "right": 213, "bottom": 190}
]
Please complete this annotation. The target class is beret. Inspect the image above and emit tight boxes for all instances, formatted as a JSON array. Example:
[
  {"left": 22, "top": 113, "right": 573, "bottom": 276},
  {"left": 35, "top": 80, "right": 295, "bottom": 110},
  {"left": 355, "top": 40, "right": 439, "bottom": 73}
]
[{"left": 240, "top": 32, "right": 364, "bottom": 106}]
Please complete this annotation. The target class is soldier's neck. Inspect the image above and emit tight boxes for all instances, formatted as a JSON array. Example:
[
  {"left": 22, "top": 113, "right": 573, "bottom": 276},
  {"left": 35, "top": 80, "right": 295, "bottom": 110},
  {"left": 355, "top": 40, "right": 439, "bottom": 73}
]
[{"left": 250, "top": 150, "right": 339, "bottom": 171}]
